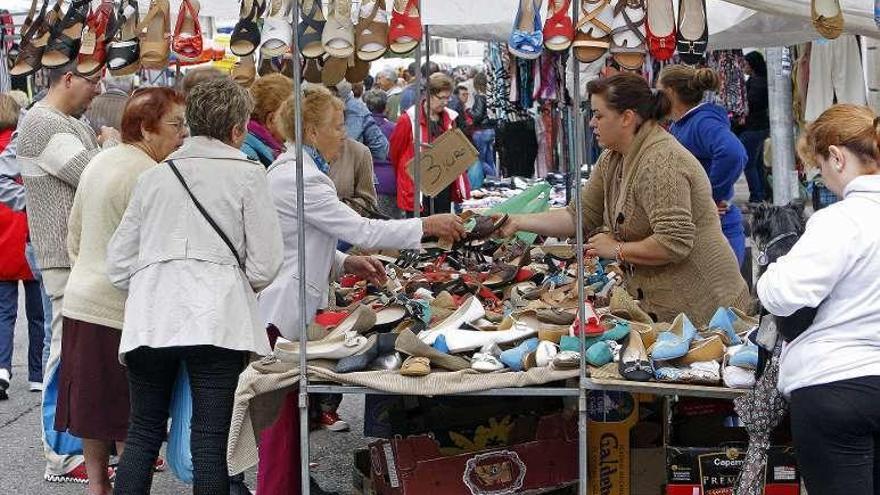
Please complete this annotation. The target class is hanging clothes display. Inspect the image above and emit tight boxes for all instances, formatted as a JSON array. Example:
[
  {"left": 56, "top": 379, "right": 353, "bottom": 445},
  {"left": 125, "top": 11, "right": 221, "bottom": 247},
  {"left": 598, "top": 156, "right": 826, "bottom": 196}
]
[
  {"left": 706, "top": 50, "right": 749, "bottom": 122},
  {"left": 497, "top": 119, "right": 538, "bottom": 178},
  {"left": 805, "top": 36, "right": 868, "bottom": 122}
]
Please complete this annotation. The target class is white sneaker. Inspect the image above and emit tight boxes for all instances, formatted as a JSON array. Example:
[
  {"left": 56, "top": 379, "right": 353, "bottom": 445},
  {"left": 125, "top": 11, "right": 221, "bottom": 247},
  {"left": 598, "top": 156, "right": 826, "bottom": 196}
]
[
  {"left": 0, "top": 369, "right": 9, "bottom": 400},
  {"left": 29, "top": 381, "right": 43, "bottom": 392}
]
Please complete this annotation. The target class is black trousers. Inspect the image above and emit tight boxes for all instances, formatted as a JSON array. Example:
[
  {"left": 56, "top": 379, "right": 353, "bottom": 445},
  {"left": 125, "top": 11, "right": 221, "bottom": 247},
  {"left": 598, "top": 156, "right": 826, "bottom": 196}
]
[
  {"left": 790, "top": 375, "right": 880, "bottom": 495},
  {"left": 113, "top": 345, "right": 247, "bottom": 495}
]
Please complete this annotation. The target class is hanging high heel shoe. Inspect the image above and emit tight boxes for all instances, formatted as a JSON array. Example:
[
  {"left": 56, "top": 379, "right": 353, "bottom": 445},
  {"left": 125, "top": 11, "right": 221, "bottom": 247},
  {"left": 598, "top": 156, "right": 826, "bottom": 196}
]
[
  {"left": 172, "top": 0, "right": 203, "bottom": 62},
  {"left": 231, "top": 0, "right": 266, "bottom": 56},
  {"left": 77, "top": 0, "right": 117, "bottom": 76},
  {"left": 41, "top": 0, "right": 90, "bottom": 68},
  {"left": 137, "top": 0, "right": 171, "bottom": 70},
  {"left": 107, "top": 0, "right": 140, "bottom": 76},
  {"left": 10, "top": 0, "right": 49, "bottom": 76}
]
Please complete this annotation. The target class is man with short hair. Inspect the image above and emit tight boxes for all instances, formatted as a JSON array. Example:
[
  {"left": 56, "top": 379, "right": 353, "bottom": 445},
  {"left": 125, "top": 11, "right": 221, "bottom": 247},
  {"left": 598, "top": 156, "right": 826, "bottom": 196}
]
[
  {"left": 334, "top": 80, "right": 389, "bottom": 162},
  {"left": 17, "top": 61, "right": 119, "bottom": 484},
  {"left": 375, "top": 69, "right": 399, "bottom": 93},
  {"left": 399, "top": 61, "right": 440, "bottom": 114}
]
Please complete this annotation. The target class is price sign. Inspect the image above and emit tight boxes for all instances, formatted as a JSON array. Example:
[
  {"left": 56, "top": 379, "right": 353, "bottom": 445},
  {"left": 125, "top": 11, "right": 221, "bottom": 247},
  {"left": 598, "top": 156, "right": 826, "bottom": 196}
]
[{"left": 406, "top": 128, "right": 479, "bottom": 197}]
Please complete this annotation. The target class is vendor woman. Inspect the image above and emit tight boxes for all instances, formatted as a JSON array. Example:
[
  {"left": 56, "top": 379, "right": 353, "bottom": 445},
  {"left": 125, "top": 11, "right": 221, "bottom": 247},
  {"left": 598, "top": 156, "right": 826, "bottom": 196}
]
[{"left": 497, "top": 73, "right": 750, "bottom": 326}]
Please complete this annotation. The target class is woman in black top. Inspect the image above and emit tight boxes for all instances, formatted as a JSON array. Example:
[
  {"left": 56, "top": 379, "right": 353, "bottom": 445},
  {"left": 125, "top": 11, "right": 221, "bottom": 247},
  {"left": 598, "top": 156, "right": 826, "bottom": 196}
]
[{"left": 738, "top": 51, "right": 771, "bottom": 203}]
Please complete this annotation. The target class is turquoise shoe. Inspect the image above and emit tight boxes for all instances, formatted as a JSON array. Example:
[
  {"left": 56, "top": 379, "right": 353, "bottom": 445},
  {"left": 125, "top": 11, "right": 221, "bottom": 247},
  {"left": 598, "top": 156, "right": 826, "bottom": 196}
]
[
  {"left": 706, "top": 308, "right": 742, "bottom": 345},
  {"left": 559, "top": 335, "right": 580, "bottom": 353},
  {"left": 500, "top": 338, "right": 539, "bottom": 371},
  {"left": 585, "top": 341, "right": 613, "bottom": 367},
  {"left": 651, "top": 314, "right": 698, "bottom": 361}
]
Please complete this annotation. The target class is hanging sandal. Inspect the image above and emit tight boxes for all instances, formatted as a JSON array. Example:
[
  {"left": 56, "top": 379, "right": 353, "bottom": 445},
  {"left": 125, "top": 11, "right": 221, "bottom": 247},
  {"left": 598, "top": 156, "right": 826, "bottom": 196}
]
[
  {"left": 77, "top": 0, "right": 117, "bottom": 76},
  {"left": 32, "top": 0, "right": 62, "bottom": 48},
  {"left": 107, "top": 0, "right": 140, "bottom": 76},
  {"left": 322, "top": 54, "right": 348, "bottom": 85},
  {"left": 172, "top": 0, "right": 203, "bottom": 62},
  {"left": 345, "top": 56, "right": 371, "bottom": 83},
  {"left": 675, "top": 0, "right": 708, "bottom": 65},
  {"left": 298, "top": 0, "right": 327, "bottom": 59},
  {"left": 260, "top": 0, "right": 292, "bottom": 58},
  {"left": 41, "top": 0, "right": 89, "bottom": 68},
  {"left": 572, "top": 0, "right": 612, "bottom": 63},
  {"left": 232, "top": 53, "right": 256, "bottom": 87},
  {"left": 646, "top": 0, "right": 675, "bottom": 61},
  {"left": 508, "top": 0, "right": 543, "bottom": 60},
  {"left": 137, "top": 0, "right": 171, "bottom": 70},
  {"left": 543, "top": 0, "right": 574, "bottom": 52},
  {"left": 609, "top": 0, "right": 647, "bottom": 70},
  {"left": 304, "top": 57, "right": 322, "bottom": 82},
  {"left": 10, "top": 0, "right": 49, "bottom": 76},
  {"left": 355, "top": 0, "right": 389, "bottom": 62},
  {"left": 322, "top": 0, "right": 355, "bottom": 59},
  {"left": 388, "top": 0, "right": 422, "bottom": 54},
  {"left": 230, "top": 0, "right": 265, "bottom": 57}
]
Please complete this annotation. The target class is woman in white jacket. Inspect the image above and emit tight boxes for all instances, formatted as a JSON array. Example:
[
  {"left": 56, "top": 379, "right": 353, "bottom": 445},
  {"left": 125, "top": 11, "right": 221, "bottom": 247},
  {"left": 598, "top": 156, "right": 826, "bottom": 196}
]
[
  {"left": 757, "top": 104, "right": 880, "bottom": 495},
  {"left": 107, "top": 78, "right": 284, "bottom": 495}
]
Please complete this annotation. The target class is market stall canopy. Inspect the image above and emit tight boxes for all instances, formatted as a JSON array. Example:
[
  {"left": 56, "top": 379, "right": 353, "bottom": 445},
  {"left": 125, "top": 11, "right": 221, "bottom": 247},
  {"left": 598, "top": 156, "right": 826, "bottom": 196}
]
[
  {"left": 5, "top": 0, "right": 876, "bottom": 48},
  {"left": 421, "top": 0, "right": 878, "bottom": 48}
]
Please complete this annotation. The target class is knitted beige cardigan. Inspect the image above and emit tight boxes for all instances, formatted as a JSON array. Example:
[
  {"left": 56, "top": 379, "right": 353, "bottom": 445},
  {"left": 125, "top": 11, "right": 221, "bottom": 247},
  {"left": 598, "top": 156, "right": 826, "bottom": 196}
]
[{"left": 569, "top": 121, "right": 751, "bottom": 326}]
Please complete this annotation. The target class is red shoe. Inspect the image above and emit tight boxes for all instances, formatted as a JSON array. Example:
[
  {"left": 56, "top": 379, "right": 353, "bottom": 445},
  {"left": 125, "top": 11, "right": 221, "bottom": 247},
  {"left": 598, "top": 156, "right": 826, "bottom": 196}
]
[
  {"left": 172, "top": 0, "right": 203, "bottom": 62},
  {"left": 76, "top": 0, "right": 116, "bottom": 76},
  {"left": 45, "top": 463, "right": 89, "bottom": 484},
  {"left": 646, "top": 0, "right": 676, "bottom": 61},
  {"left": 388, "top": 0, "right": 422, "bottom": 54},
  {"left": 543, "top": 0, "right": 574, "bottom": 52},
  {"left": 317, "top": 411, "right": 350, "bottom": 432}
]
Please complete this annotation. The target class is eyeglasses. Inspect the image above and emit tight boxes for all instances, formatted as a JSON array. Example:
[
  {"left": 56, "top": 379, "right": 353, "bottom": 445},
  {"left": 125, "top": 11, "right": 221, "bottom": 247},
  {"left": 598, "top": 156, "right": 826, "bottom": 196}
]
[
  {"left": 431, "top": 93, "right": 451, "bottom": 102},
  {"left": 164, "top": 120, "right": 188, "bottom": 131},
  {"left": 72, "top": 72, "right": 102, "bottom": 86}
]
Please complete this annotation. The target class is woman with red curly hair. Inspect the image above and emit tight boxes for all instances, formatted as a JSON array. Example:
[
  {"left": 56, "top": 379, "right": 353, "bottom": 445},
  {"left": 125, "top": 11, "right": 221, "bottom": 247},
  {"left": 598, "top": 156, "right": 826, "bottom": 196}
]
[{"left": 57, "top": 87, "right": 186, "bottom": 495}]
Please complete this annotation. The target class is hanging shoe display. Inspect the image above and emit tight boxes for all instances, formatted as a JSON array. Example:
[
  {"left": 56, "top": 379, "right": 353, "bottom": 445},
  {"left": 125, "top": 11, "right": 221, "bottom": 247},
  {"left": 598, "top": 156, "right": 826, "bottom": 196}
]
[
  {"left": 646, "top": 0, "right": 675, "bottom": 61},
  {"left": 388, "top": 0, "right": 422, "bottom": 54},
  {"left": 676, "top": 0, "right": 708, "bottom": 65},
  {"left": 172, "top": 0, "right": 203, "bottom": 63},
  {"left": 137, "top": 0, "right": 171, "bottom": 70},
  {"left": 77, "top": 0, "right": 117, "bottom": 76},
  {"left": 543, "top": 0, "right": 574, "bottom": 52},
  {"left": 508, "top": 0, "right": 544, "bottom": 60},
  {"left": 356, "top": 0, "right": 389, "bottom": 61},
  {"left": 573, "top": 0, "right": 613, "bottom": 63},
  {"left": 610, "top": 0, "right": 647, "bottom": 70},
  {"left": 106, "top": 0, "right": 140, "bottom": 76}
]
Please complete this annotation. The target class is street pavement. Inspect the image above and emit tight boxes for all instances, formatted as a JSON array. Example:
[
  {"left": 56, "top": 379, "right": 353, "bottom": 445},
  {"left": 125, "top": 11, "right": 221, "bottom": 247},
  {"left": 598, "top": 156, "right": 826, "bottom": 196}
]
[{"left": 0, "top": 292, "right": 369, "bottom": 494}]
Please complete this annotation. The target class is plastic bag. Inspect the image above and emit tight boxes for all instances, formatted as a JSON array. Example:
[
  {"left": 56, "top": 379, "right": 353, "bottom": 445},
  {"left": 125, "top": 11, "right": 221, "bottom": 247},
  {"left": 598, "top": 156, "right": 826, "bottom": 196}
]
[
  {"left": 43, "top": 364, "right": 83, "bottom": 456},
  {"left": 167, "top": 363, "right": 193, "bottom": 484}
]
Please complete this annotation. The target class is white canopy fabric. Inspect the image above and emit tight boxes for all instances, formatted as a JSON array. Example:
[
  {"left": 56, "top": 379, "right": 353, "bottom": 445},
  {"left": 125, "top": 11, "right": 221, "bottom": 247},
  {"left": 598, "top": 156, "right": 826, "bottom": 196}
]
[{"left": 6, "top": 0, "right": 877, "bottom": 49}]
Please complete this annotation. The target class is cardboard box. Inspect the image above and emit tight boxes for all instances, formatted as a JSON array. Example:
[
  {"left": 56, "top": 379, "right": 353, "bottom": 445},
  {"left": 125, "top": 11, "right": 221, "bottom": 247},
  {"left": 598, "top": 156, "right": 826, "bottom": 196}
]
[
  {"left": 406, "top": 128, "right": 478, "bottom": 196},
  {"left": 631, "top": 448, "right": 666, "bottom": 495},
  {"left": 666, "top": 446, "right": 800, "bottom": 495},
  {"left": 369, "top": 413, "right": 578, "bottom": 495},
  {"left": 588, "top": 391, "right": 639, "bottom": 495}
]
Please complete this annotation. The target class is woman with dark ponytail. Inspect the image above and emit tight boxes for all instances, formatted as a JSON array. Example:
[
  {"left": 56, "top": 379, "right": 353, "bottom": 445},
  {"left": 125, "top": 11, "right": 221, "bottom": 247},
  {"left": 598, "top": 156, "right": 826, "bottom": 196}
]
[
  {"left": 659, "top": 65, "right": 748, "bottom": 266},
  {"left": 496, "top": 72, "right": 749, "bottom": 326}
]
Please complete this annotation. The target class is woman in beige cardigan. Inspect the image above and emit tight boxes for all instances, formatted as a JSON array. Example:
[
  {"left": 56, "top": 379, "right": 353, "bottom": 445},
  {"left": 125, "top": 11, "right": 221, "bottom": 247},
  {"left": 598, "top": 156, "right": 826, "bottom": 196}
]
[{"left": 499, "top": 73, "right": 749, "bottom": 326}]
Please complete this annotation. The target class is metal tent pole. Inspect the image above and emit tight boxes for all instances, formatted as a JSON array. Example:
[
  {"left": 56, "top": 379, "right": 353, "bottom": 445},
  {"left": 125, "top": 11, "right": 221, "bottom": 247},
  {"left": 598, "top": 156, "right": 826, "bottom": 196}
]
[
  {"left": 412, "top": 1, "right": 423, "bottom": 218},
  {"left": 291, "top": 1, "right": 311, "bottom": 493},
  {"left": 569, "top": 0, "right": 590, "bottom": 493},
  {"left": 766, "top": 47, "right": 797, "bottom": 205}
]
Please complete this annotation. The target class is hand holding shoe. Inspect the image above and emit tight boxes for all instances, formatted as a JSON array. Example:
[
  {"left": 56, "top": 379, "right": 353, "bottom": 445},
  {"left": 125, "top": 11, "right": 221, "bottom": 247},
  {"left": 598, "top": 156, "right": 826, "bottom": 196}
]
[
  {"left": 343, "top": 255, "right": 387, "bottom": 286},
  {"left": 422, "top": 213, "right": 466, "bottom": 241},
  {"left": 492, "top": 213, "right": 520, "bottom": 238}
]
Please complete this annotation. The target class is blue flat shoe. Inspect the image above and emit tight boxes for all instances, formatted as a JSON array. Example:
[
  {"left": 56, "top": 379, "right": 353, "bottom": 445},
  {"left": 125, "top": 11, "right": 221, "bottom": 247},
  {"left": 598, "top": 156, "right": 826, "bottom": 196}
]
[
  {"left": 500, "top": 338, "right": 539, "bottom": 371},
  {"left": 651, "top": 313, "right": 697, "bottom": 361},
  {"left": 706, "top": 307, "right": 742, "bottom": 345},
  {"left": 729, "top": 342, "right": 759, "bottom": 369},
  {"left": 585, "top": 341, "right": 614, "bottom": 367}
]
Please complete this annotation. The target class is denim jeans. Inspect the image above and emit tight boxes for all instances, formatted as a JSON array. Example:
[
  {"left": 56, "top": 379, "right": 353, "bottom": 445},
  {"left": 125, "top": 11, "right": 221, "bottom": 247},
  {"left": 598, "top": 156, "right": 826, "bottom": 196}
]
[
  {"left": 114, "top": 345, "right": 247, "bottom": 495},
  {"left": 0, "top": 279, "right": 45, "bottom": 382},
  {"left": 738, "top": 129, "right": 770, "bottom": 203},
  {"left": 472, "top": 129, "right": 497, "bottom": 177}
]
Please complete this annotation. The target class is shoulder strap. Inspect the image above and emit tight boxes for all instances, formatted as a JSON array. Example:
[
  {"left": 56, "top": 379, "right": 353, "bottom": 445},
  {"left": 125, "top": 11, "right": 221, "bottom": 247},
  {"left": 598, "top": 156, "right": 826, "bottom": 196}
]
[{"left": 166, "top": 160, "right": 244, "bottom": 270}]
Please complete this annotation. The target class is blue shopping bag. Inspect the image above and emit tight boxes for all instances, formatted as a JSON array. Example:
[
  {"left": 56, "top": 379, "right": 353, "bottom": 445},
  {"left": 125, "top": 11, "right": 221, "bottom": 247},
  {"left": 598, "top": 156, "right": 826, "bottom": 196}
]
[
  {"left": 43, "top": 364, "right": 83, "bottom": 455},
  {"left": 167, "top": 363, "right": 194, "bottom": 484}
]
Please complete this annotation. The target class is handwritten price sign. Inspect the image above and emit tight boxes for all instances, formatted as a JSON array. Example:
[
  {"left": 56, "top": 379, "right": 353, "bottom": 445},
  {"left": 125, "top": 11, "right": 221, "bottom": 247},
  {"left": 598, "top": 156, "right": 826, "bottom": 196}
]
[{"left": 406, "top": 128, "right": 479, "bottom": 197}]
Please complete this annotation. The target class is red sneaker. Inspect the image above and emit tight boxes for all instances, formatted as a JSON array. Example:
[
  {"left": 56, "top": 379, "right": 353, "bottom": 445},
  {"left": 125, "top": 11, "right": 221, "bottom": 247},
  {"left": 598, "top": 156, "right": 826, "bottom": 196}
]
[
  {"left": 317, "top": 411, "right": 350, "bottom": 432},
  {"left": 45, "top": 462, "right": 89, "bottom": 484}
]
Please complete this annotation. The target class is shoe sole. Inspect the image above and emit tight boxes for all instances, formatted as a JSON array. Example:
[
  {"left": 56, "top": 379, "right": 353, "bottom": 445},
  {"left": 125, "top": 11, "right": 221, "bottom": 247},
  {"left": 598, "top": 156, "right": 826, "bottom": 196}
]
[
  {"left": 44, "top": 474, "right": 88, "bottom": 484},
  {"left": 322, "top": 423, "right": 350, "bottom": 432}
]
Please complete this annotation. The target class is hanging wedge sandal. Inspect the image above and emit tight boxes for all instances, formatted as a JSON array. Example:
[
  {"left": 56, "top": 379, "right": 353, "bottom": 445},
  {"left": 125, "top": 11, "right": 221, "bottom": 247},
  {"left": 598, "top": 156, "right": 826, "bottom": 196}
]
[
  {"left": 346, "top": 56, "right": 371, "bottom": 83},
  {"left": 508, "top": 0, "right": 543, "bottom": 60},
  {"left": 610, "top": 0, "right": 647, "bottom": 70},
  {"left": 356, "top": 0, "right": 389, "bottom": 62},
  {"left": 137, "top": 0, "right": 171, "bottom": 70},
  {"left": 172, "top": 0, "right": 203, "bottom": 62},
  {"left": 543, "top": 0, "right": 574, "bottom": 52},
  {"left": 811, "top": 0, "right": 843, "bottom": 39},
  {"left": 10, "top": 0, "right": 49, "bottom": 76},
  {"left": 32, "top": 0, "right": 62, "bottom": 48},
  {"left": 298, "top": 0, "right": 327, "bottom": 58},
  {"left": 573, "top": 0, "right": 612, "bottom": 63},
  {"left": 107, "top": 0, "right": 140, "bottom": 75},
  {"left": 676, "top": 0, "right": 708, "bottom": 65},
  {"left": 323, "top": 0, "right": 355, "bottom": 59},
  {"left": 388, "top": 0, "right": 421, "bottom": 54},
  {"left": 261, "top": 0, "right": 292, "bottom": 58},
  {"left": 646, "top": 0, "right": 675, "bottom": 61},
  {"left": 231, "top": 0, "right": 265, "bottom": 56},
  {"left": 42, "top": 0, "right": 89, "bottom": 68},
  {"left": 232, "top": 53, "right": 256, "bottom": 87},
  {"left": 77, "top": 0, "right": 117, "bottom": 76}
]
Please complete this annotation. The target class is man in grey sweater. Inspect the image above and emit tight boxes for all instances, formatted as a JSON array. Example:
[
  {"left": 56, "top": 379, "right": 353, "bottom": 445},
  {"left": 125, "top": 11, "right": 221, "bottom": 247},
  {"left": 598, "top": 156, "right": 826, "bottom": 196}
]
[{"left": 17, "top": 61, "right": 119, "bottom": 484}]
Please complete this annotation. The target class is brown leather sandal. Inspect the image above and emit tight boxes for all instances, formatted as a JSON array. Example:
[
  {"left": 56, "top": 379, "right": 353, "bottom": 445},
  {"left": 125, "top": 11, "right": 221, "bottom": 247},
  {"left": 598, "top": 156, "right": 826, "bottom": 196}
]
[
  {"left": 355, "top": 0, "right": 388, "bottom": 62},
  {"left": 136, "top": 0, "right": 171, "bottom": 70}
]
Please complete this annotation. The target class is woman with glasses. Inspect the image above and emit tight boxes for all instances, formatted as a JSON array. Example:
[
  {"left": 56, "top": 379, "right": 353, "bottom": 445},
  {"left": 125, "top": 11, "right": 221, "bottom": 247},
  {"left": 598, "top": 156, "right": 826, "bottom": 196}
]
[
  {"left": 57, "top": 88, "right": 187, "bottom": 495},
  {"left": 389, "top": 72, "right": 471, "bottom": 215}
]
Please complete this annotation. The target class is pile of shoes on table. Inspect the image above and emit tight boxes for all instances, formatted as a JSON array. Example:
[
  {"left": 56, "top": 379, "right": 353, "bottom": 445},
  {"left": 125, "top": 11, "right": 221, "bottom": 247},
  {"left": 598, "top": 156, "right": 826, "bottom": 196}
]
[{"left": 269, "top": 212, "right": 760, "bottom": 389}]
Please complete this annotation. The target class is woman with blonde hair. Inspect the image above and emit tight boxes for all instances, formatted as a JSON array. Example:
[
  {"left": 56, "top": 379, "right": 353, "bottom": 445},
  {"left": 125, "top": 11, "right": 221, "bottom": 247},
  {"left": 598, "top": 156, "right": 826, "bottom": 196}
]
[
  {"left": 758, "top": 104, "right": 880, "bottom": 495},
  {"left": 243, "top": 73, "right": 291, "bottom": 167},
  {"left": 658, "top": 65, "right": 748, "bottom": 265}
]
